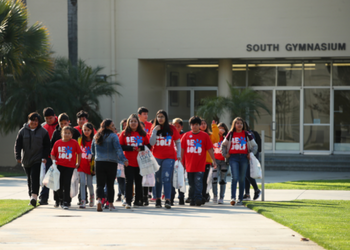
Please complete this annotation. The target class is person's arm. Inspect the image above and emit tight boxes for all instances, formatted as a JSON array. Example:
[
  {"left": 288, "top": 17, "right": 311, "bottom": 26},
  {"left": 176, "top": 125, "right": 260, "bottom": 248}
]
[
  {"left": 181, "top": 148, "right": 185, "bottom": 166},
  {"left": 50, "top": 131, "right": 57, "bottom": 150},
  {"left": 211, "top": 122, "right": 220, "bottom": 143},
  {"left": 51, "top": 155, "right": 56, "bottom": 161},
  {"left": 175, "top": 139, "right": 181, "bottom": 161},
  {"left": 208, "top": 148, "right": 217, "bottom": 169},
  {"left": 220, "top": 135, "right": 230, "bottom": 158},
  {"left": 149, "top": 128, "right": 158, "bottom": 146},
  {"left": 91, "top": 139, "right": 95, "bottom": 156},
  {"left": 76, "top": 153, "right": 81, "bottom": 168},
  {"left": 14, "top": 130, "right": 23, "bottom": 163},
  {"left": 112, "top": 135, "right": 129, "bottom": 166}
]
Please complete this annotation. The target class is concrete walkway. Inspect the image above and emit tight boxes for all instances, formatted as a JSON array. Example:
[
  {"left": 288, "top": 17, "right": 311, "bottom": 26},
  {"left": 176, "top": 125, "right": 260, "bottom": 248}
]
[{"left": 0, "top": 170, "right": 349, "bottom": 249}]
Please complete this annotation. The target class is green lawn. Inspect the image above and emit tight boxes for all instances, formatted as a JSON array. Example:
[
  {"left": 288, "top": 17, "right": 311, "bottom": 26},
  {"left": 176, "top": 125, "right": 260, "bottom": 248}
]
[
  {"left": 0, "top": 172, "right": 25, "bottom": 178},
  {"left": 245, "top": 200, "right": 350, "bottom": 250},
  {"left": 0, "top": 200, "right": 34, "bottom": 227},
  {"left": 258, "top": 179, "right": 350, "bottom": 190}
]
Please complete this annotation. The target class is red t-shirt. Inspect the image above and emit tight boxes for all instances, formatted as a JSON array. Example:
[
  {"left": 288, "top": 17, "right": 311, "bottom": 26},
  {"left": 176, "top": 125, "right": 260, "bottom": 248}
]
[
  {"left": 143, "top": 121, "right": 152, "bottom": 134},
  {"left": 43, "top": 116, "right": 58, "bottom": 139},
  {"left": 74, "top": 125, "right": 97, "bottom": 136},
  {"left": 228, "top": 131, "right": 248, "bottom": 155},
  {"left": 181, "top": 131, "right": 213, "bottom": 173},
  {"left": 119, "top": 131, "right": 150, "bottom": 167},
  {"left": 214, "top": 135, "right": 225, "bottom": 161},
  {"left": 152, "top": 125, "right": 180, "bottom": 160},
  {"left": 78, "top": 140, "right": 92, "bottom": 174},
  {"left": 51, "top": 139, "right": 82, "bottom": 168}
]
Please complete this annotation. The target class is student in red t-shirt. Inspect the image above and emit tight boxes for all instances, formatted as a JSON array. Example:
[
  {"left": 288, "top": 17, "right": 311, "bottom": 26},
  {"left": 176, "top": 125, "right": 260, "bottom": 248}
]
[
  {"left": 212, "top": 122, "right": 229, "bottom": 204},
  {"left": 77, "top": 122, "right": 95, "bottom": 209},
  {"left": 74, "top": 110, "right": 97, "bottom": 135},
  {"left": 137, "top": 106, "right": 152, "bottom": 134},
  {"left": 119, "top": 114, "right": 151, "bottom": 209},
  {"left": 149, "top": 110, "right": 181, "bottom": 209},
  {"left": 220, "top": 117, "right": 257, "bottom": 206},
  {"left": 181, "top": 116, "right": 217, "bottom": 206},
  {"left": 51, "top": 126, "right": 82, "bottom": 209}
]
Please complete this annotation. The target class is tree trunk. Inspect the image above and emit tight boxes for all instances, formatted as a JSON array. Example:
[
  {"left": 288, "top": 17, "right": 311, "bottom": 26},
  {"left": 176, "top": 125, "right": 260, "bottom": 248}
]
[{"left": 68, "top": 0, "right": 78, "bottom": 66}]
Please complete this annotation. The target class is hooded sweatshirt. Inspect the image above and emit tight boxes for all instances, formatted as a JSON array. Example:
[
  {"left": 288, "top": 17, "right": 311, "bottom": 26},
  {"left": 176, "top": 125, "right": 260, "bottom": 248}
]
[
  {"left": 42, "top": 116, "right": 58, "bottom": 139},
  {"left": 14, "top": 124, "right": 50, "bottom": 168}
]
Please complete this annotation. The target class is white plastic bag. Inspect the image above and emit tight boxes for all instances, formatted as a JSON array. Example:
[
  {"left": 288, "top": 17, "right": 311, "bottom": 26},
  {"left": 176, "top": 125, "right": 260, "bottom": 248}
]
[
  {"left": 70, "top": 169, "right": 79, "bottom": 198},
  {"left": 43, "top": 161, "right": 60, "bottom": 191},
  {"left": 206, "top": 166, "right": 213, "bottom": 194},
  {"left": 137, "top": 146, "right": 160, "bottom": 176},
  {"left": 173, "top": 160, "right": 185, "bottom": 190},
  {"left": 40, "top": 160, "right": 46, "bottom": 187},
  {"left": 142, "top": 174, "right": 155, "bottom": 187},
  {"left": 117, "top": 164, "right": 125, "bottom": 178},
  {"left": 249, "top": 152, "right": 262, "bottom": 179}
]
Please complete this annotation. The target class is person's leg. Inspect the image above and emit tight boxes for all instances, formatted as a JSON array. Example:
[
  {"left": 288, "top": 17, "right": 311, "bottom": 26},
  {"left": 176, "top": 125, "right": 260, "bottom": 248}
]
[
  {"left": 79, "top": 172, "right": 86, "bottom": 202},
  {"left": 124, "top": 165, "right": 135, "bottom": 205},
  {"left": 187, "top": 172, "right": 195, "bottom": 204},
  {"left": 134, "top": 167, "right": 143, "bottom": 205},
  {"left": 238, "top": 155, "right": 248, "bottom": 202},
  {"left": 194, "top": 172, "right": 204, "bottom": 205},
  {"left": 245, "top": 164, "right": 251, "bottom": 196},
  {"left": 24, "top": 167, "right": 31, "bottom": 198},
  {"left": 96, "top": 162, "right": 107, "bottom": 201},
  {"left": 56, "top": 165, "right": 65, "bottom": 204},
  {"left": 155, "top": 158, "right": 163, "bottom": 199},
  {"left": 30, "top": 163, "right": 41, "bottom": 197},
  {"left": 219, "top": 161, "right": 229, "bottom": 200},
  {"left": 201, "top": 164, "right": 210, "bottom": 200},
  {"left": 161, "top": 159, "right": 174, "bottom": 200},
  {"left": 39, "top": 158, "right": 52, "bottom": 203},
  {"left": 212, "top": 160, "right": 220, "bottom": 198},
  {"left": 106, "top": 163, "right": 117, "bottom": 204},
  {"left": 229, "top": 155, "right": 239, "bottom": 200},
  {"left": 86, "top": 174, "right": 94, "bottom": 204},
  {"left": 63, "top": 167, "right": 74, "bottom": 205}
]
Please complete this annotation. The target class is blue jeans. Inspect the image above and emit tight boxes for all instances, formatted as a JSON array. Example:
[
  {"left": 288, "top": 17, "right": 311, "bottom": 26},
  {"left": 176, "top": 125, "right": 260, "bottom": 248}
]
[
  {"left": 155, "top": 158, "right": 175, "bottom": 200},
  {"left": 39, "top": 158, "right": 52, "bottom": 202},
  {"left": 117, "top": 177, "right": 125, "bottom": 196},
  {"left": 229, "top": 154, "right": 248, "bottom": 201},
  {"left": 212, "top": 159, "right": 229, "bottom": 199},
  {"left": 187, "top": 172, "right": 204, "bottom": 202}
]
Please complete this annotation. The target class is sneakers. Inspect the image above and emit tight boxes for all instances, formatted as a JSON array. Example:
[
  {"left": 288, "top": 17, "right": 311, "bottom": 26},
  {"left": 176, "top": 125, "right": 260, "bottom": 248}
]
[
  {"left": 89, "top": 195, "right": 95, "bottom": 207},
  {"left": 143, "top": 196, "right": 149, "bottom": 206},
  {"left": 150, "top": 198, "right": 157, "bottom": 202},
  {"left": 218, "top": 198, "right": 224, "bottom": 204},
  {"left": 179, "top": 198, "right": 185, "bottom": 205},
  {"left": 54, "top": 201, "right": 60, "bottom": 208},
  {"left": 30, "top": 198, "right": 37, "bottom": 207},
  {"left": 122, "top": 201, "right": 127, "bottom": 207},
  {"left": 185, "top": 198, "right": 191, "bottom": 203},
  {"left": 79, "top": 200, "right": 86, "bottom": 209},
  {"left": 243, "top": 194, "right": 251, "bottom": 201},
  {"left": 254, "top": 189, "right": 261, "bottom": 200},
  {"left": 155, "top": 199, "right": 162, "bottom": 208},
  {"left": 133, "top": 201, "right": 140, "bottom": 208},
  {"left": 165, "top": 200, "right": 171, "bottom": 209},
  {"left": 237, "top": 200, "right": 243, "bottom": 205},
  {"left": 62, "top": 202, "right": 69, "bottom": 209},
  {"left": 125, "top": 203, "right": 131, "bottom": 209},
  {"left": 104, "top": 201, "right": 109, "bottom": 209},
  {"left": 230, "top": 199, "right": 236, "bottom": 206},
  {"left": 190, "top": 201, "right": 196, "bottom": 206},
  {"left": 116, "top": 195, "right": 122, "bottom": 202},
  {"left": 206, "top": 194, "right": 210, "bottom": 202},
  {"left": 97, "top": 201, "right": 103, "bottom": 212},
  {"left": 38, "top": 200, "right": 48, "bottom": 205},
  {"left": 170, "top": 199, "right": 174, "bottom": 206},
  {"left": 212, "top": 196, "right": 218, "bottom": 203}
]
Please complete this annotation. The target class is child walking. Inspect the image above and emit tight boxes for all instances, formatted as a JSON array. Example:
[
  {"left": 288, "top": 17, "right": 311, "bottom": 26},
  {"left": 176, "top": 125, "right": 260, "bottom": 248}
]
[
  {"left": 77, "top": 122, "right": 95, "bottom": 208},
  {"left": 51, "top": 126, "right": 82, "bottom": 209},
  {"left": 181, "top": 116, "right": 217, "bottom": 206}
]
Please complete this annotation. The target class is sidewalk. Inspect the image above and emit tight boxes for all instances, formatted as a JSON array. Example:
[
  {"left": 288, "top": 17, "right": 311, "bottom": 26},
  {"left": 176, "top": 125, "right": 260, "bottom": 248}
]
[{"left": 0, "top": 170, "right": 349, "bottom": 249}]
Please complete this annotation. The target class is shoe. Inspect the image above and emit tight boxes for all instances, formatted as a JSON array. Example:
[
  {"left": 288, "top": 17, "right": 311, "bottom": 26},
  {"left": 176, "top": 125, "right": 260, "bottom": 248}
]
[
  {"left": 254, "top": 190, "right": 261, "bottom": 200},
  {"left": 206, "top": 194, "right": 210, "bottom": 202},
  {"left": 190, "top": 202, "right": 195, "bottom": 206},
  {"left": 143, "top": 197, "right": 149, "bottom": 206},
  {"left": 218, "top": 198, "right": 224, "bottom": 204},
  {"left": 195, "top": 199, "right": 202, "bottom": 206},
  {"left": 237, "top": 200, "right": 243, "bottom": 205},
  {"left": 79, "top": 200, "right": 86, "bottom": 209},
  {"left": 122, "top": 201, "right": 127, "bottom": 207},
  {"left": 155, "top": 199, "right": 162, "bottom": 208},
  {"left": 243, "top": 194, "right": 251, "bottom": 201},
  {"left": 54, "top": 201, "right": 60, "bottom": 208},
  {"left": 109, "top": 205, "right": 116, "bottom": 211},
  {"left": 116, "top": 195, "right": 122, "bottom": 202},
  {"left": 150, "top": 198, "right": 157, "bottom": 202},
  {"left": 201, "top": 197, "right": 206, "bottom": 205},
  {"left": 148, "top": 194, "right": 152, "bottom": 199},
  {"left": 212, "top": 196, "right": 218, "bottom": 203},
  {"left": 125, "top": 203, "right": 131, "bottom": 209},
  {"left": 170, "top": 199, "right": 174, "bottom": 206},
  {"left": 38, "top": 200, "right": 48, "bottom": 205},
  {"left": 105, "top": 201, "right": 109, "bottom": 209},
  {"left": 185, "top": 198, "right": 191, "bottom": 203},
  {"left": 230, "top": 199, "right": 236, "bottom": 206},
  {"left": 165, "top": 200, "right": 171, "bottom": 209},
  {"left": 97, "top": 201, "right": 103, "bottom": 212},
  {"left": 77, "top": 200, "right": 81, "bottom": 206},
  {"left": 179, "top": 198, "right": 185, "bottom": 205},
  {"left": 138, "top": 200, "right": 144, "bottom": 207},
  {"left": 89, "top": 195, "right": 95, "bottom": 207},
  {"left": 101, "top": 198, "right": 106, "bottom": 206},
  {"left": 30, "top": 199, "right": 37, "bottom": 207},
  {"left": 62, "top": 202, "right": 69, "bottom": 209},
  {"left": 133, "top": 201, "right": 139, "bottom": 208}
]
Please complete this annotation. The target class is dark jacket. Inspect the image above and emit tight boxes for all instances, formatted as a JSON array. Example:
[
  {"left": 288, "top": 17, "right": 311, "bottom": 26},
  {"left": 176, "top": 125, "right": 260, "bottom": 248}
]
[
  {"left": 14, "top": 123, "right": 50, "bottom": 168},
  {"left": 50, "top": 124, "right": 81, "bottom": 150}
]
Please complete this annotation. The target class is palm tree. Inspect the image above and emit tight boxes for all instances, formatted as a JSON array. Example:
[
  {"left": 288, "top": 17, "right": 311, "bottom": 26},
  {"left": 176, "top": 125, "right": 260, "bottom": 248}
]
[
  {"left": 68, "top": 0, "right": 78, "bottom": 66},
  {"left": 196, "top": 83, "right": 270, "bottom": 123}
]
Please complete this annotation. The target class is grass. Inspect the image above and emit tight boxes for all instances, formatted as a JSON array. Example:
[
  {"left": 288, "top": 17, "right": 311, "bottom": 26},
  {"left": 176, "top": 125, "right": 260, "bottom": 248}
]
[
  {"left": 0, "top": 172, "right": 25, "bottom": 178},
  {"left": 258, "top": 179, "right": 350, "bottom": 190},
  {"left": 245, "top": 200, "right": 350, "bottom": 250},
  {"left": 0, "top": 200, "right": 34, "bottom": 227}
]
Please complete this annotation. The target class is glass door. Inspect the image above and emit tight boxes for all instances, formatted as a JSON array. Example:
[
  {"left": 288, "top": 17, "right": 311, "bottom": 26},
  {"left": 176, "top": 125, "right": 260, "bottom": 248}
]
[{"left": 333, "top": 90, "right": 350, "bottom": 152}]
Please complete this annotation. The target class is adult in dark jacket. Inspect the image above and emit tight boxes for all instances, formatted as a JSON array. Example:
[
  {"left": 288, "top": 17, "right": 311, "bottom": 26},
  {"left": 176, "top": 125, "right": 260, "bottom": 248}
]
[{"left": 14, "top": 112, "right": 50, "bottom": 207}]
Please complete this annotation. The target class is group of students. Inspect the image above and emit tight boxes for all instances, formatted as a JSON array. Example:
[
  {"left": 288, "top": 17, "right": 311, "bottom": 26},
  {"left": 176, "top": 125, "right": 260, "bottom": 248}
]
[{"left": 14, "top": 106, "right": 261, "bottom": 211}]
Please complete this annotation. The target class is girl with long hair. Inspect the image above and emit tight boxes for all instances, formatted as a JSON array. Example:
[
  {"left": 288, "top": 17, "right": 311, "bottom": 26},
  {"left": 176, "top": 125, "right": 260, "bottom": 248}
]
[
  {"left": 220, "top": 117, "right": 257, "bottom": 206},
  {"left": 119, "top": 114, "right": 150, "bottom": 209},
  {"left": 92, "top": 119, "right": 128, "bottom": 212},
  {"left": 149, "top": 110, "right": 181, "bottom": 209}
]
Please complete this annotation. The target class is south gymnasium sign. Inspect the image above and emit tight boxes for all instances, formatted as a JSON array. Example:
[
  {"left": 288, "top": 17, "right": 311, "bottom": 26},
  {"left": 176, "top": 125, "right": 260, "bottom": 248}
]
[{"left": 246, "top": 43, "right": 346, "bottom": 52}]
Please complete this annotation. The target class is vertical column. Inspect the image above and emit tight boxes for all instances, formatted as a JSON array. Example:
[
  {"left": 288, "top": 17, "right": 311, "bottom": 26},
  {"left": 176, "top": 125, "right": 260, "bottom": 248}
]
[
  {"left": 218, "top": 59, "right": 232, "bottom": 125},
  {"left": 110, "top": 0, "right": 117, "bottom": 123}
]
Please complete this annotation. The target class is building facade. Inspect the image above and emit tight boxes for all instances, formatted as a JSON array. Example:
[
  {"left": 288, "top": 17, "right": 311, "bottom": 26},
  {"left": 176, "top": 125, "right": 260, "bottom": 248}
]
[{"left": 1, "top": 0, "right": 350, "bottom": 167}]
